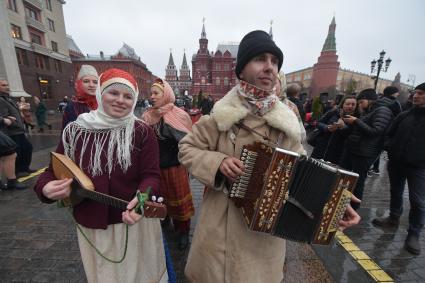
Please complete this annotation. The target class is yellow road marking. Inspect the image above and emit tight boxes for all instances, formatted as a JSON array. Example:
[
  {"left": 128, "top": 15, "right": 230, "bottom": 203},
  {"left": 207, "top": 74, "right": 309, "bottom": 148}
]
[
  {"left": 18, "top": 167, "right": 47, "bottom": 183},
  {"left": 335, "top": 231, "right": 394, "bottom": 282}
]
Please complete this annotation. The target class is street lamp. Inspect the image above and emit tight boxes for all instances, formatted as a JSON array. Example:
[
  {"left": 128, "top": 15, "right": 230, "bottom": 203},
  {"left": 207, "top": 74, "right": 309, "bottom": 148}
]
[
  {"left": 370, "top": 50, "right": 391, "bottom": 91},
  {"left": 407, "top": 74, "right": 416, "bottom": 89}
]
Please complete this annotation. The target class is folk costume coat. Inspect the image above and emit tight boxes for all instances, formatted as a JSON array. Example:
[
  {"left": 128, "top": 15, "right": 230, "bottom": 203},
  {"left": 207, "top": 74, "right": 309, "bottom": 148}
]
[{"left": 179, "top": 86, "right": 305, "bottom": 283}]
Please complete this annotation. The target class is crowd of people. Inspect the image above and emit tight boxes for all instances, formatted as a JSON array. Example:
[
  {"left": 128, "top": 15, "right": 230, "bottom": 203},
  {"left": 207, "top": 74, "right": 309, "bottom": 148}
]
[
  {"left": 0, "top": 29, "right": 423, "bottom": 282},
  {"left": 307, "top": 83, "right": 425, "bottom": 255}
]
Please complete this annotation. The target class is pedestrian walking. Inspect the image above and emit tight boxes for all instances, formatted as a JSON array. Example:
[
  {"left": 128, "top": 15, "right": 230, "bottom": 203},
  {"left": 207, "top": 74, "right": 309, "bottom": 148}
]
[
  {"left": 34, "top": 96, "right": 52, "bottom": 132},
  {"left": 34, "top": 68, "right": 170, "bottom": 282},
  {"left": 340, "top": 88, "right": 394, "bottom": 209},
  {"left": 372, "top": 83, "right": 425, "bottom": 255},
  {"left": 143, "top": 78, "right": 195, "bottom": 250},
  {"left": 17, "top": 97, "right": 35, "bottom": 131}
]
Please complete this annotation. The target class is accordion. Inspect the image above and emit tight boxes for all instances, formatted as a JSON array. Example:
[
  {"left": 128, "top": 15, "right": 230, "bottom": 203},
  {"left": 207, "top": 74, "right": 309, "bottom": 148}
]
[{"left": 229, "top": 141, "right": 358, "bottom": 245}]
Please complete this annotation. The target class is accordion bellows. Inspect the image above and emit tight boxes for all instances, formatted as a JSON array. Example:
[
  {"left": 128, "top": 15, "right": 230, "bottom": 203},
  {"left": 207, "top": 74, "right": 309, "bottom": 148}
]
[{"left": 230, "top": 141, "right": 358, "bottom": 245}]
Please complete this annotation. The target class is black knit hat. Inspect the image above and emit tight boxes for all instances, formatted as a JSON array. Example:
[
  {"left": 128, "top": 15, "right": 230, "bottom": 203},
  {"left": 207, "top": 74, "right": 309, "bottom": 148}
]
[
  {"left": 357, "top": 88, "right": 378, "bottom": 100},
  {"left": 415, "top": 83, "right": 425, "bottom": 92},
  {"left": 235, "top": 30, "right": 283, "bottom": 79},
  {"left": 383, "top": 86, "right": 399, "bottom": 96}
]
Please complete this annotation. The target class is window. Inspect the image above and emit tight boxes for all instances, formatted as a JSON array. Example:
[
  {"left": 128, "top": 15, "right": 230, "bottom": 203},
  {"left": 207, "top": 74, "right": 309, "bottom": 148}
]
[
  {"left": 51, "top": 41, "right": 58, "bottom": 52},
  {"left": 7, "top": 0, "right": 18, "bottom": 12},
  {"left": 224, "top": 64, "right": 229, "bottom": 71},
  {"left": 47, "top": 18, "right": 55, "bottom": 32},
  {"left": 294, "top": 75, "right": 301, "bottom": 82},
  {"left": 11, "top": 24, "right": 22, "bottom": 39},
  {"left": 215, "top": 77, "right": 220, "bottom": 86},
  {"left": 25, "top": 6, "right": 40, "bottom": 21},
  {"left": 224, "top": 77, "right": 229, "bottom": 86},
  {"left": 35, "top": 54, "right": 44, "bottom": 69},
  {"left": 215, "top": 64, "right": 221, "bottom": 71},
  {"left": 45, "top": 0, "right": 52, "bottom": 11},
  {"left": 16, "top": 48, "right": 29, "bottom": 66},
  {"left": 54, "top": 59, "right": 62, "bottom": 73},
  {"left": 30, "top": 32, "right": 42, "bottom": 45}
]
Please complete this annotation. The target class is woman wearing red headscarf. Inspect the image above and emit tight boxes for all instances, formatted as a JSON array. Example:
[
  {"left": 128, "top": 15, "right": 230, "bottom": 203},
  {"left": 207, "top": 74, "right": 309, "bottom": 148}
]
[
  {"left": 35, "top": 69, "right": 168, "bottom": 282},
  {"left": 143, "top": 78, "right": 195, "bottom": 250},
  {"left": 61, "top": 65, "right": 99, "bottom": 130}
]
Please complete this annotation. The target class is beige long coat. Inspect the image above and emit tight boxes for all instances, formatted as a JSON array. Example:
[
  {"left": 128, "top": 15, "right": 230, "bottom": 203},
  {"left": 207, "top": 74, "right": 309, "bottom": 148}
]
[{"left": 178, "top": 86, "right": 305, "bottom": 283}]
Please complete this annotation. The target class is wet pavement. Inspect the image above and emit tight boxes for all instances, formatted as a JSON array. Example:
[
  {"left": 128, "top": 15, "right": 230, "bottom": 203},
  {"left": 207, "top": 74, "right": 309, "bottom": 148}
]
[{"left": 0, "top": 112, "right": 424, "bottom": 282}]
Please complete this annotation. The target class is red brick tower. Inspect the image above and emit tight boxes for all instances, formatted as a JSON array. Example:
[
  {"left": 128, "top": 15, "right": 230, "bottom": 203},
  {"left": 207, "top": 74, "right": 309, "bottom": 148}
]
[
  {"left": 310, "top": 16, "right": 340, "bottom": 98},
  {"left": 191, "top": 19, "right": 213, "bottom": 96}
]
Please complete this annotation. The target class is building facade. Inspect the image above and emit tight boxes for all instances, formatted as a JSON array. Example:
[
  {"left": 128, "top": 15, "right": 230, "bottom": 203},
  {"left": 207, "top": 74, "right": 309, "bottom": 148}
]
[
  {"left": 71, "top": 43, "right": 157, "bottom": 99},
  {"left": 190, "top": 21, "right": 238, "bottom": 99},
  {"left": 1, "top": 0, "right": 74, "bottom": 107}
]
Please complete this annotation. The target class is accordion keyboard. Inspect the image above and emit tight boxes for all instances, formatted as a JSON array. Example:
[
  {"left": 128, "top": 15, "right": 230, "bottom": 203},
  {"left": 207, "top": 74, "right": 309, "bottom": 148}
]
[{"left": 230, "top": 148, "right": 258, "bottom": 198}]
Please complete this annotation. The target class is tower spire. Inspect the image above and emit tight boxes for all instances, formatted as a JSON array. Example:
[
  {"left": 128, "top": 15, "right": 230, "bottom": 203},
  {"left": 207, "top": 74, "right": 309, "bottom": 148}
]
[
  {"left": 168, "top": 49, "right": 175, "bottom": 66},
  {"left": 201, "top": 17, "right": 207, "bottom": 39},
  {"left": 269, "top": 20, "right": 273, "bottom": 40},
  {"left": 182, "top": 49, "right": 188, "bottom": 67},
  {"left": 322, "top": 16, "right": 336, "bottom": 52}
]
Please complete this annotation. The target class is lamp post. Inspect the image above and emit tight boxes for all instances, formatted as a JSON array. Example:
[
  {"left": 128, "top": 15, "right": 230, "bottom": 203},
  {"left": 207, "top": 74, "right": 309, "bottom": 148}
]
[
  {"left": 407, "top": 74, "right": 416, "bottom": 89},
  {"left": 370, "top": 50, "right": 392, "bottom": 91}
]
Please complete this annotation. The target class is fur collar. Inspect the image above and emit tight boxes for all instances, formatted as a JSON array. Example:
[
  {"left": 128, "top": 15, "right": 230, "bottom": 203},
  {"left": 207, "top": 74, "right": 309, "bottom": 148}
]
[{"left": 211, "top": 86, "right": 301, "bottom": 143}]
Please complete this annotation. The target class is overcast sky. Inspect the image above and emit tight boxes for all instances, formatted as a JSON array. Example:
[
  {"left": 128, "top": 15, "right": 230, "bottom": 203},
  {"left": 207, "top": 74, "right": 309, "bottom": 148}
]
[{"left": 64, "top": 0, "right": 425, "bottom": 86}]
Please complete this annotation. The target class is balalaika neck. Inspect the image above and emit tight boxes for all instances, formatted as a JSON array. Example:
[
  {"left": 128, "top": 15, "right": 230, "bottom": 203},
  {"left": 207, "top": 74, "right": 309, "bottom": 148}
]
[{"left": 74, "top": 184, "right": 129, "bottom": 210}]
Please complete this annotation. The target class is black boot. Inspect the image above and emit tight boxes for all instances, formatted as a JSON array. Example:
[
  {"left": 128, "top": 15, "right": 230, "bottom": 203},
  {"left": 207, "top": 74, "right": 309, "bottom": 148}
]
[
  {"left": 178, "top": 232, "right": 189, "bottom": 250},
  {"left": 372, "top": 215, "right": 399, "bottom": 228},
  {"left": 6, "top": 179, "right": 27, "bottom": 190},
  {"left": 405, "top": 233, "right": 421, "bottom": 255}
]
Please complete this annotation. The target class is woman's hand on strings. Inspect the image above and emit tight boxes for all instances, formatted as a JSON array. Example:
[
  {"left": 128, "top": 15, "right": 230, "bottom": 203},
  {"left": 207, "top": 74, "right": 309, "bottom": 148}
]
[
  {"left": 122, "top": 197, "right": 142, "bottom": 225},
  {"left": 339, "top": 195, "right": 361, "bottom": 231},
  {"left": 219, "top": 157, "right": 245, "bottom": 183},
  {"left": 42, "top": 178, "right": 73, "bottom": 200}
]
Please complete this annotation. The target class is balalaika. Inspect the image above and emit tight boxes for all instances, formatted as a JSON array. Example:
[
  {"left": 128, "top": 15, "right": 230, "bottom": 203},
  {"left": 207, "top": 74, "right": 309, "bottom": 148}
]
[{"left": 229, "top": 141, "right": 358, "bottom": 245}]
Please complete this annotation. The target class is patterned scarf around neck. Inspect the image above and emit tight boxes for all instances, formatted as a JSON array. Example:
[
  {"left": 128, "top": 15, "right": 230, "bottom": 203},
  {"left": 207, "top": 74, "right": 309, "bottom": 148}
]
[{"left": 237, "top": 80, "right": 278, "bottom": 116}]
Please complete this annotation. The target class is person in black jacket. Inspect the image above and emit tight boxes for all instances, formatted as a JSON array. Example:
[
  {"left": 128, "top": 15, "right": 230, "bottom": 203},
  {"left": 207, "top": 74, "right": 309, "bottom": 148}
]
[
  {"left": 0, "top": 78, "right": 34, "bottom": 176},
  {"left": 340, "top": 88, "right": 394, "bottom": 209},
  {"left": 369, "top": 86, "right": 403, "bottom": 175},
  {"left": 287, "top": 83, "right": 306, "bottom": 123},
  {"left": 372, "top": 83, "right": 425, "bottom": 255},
  {"left": 310, "top": 95, "right": 357, "bottom": 163}
]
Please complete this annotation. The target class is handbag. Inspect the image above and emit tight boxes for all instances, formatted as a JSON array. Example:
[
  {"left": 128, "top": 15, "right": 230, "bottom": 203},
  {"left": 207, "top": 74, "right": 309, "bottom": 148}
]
[{"left": 306, "top": 129, "right": 320, "bottom": 146}]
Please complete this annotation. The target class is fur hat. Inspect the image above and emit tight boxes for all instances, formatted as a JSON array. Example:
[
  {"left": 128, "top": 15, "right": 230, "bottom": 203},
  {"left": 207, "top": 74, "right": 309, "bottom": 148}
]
[
  {"left": 357, "top": 88, "right": 378, "bottom": 100},
  {"left": 383, "top": 86, "right": 399, "bottom": 96},
  {"left": 235, "top": 30, "right": 283, "bottom": 79},
  {"left": 77, "top": 65, "right": 99, "bottom": 80},
  {"left": 415, "top": 83, "right": 425, "bottom": 92}
]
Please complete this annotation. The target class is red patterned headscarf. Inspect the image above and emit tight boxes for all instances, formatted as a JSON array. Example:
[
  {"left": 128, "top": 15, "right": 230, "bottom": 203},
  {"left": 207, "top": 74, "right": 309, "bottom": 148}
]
[
  {"left": 74, "top": 80, "right": 98, "bottom": 110},
  {"left": 73, "top": 64, "right": 99, "bottom": 110},
  {"left": 142, "top": 78, "right": 192, "bottom": 133}
]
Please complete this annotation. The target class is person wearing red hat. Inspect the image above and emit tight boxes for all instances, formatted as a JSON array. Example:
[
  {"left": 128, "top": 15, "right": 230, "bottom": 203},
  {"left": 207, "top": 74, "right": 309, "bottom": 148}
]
[
  {"left": 34, "top": 68, "right": 169, "bottom": 282},
  {"left": 61, "top": 65, "right": 99, "bottom": 130},
  {"left": 143, "top": 78, "right": 194, "bottom": 250}
]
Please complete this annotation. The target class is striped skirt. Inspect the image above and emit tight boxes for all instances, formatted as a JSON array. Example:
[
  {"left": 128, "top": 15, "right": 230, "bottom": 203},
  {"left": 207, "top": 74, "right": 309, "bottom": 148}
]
[{"left": 160, "top": 165, "right": 195, "bottom": 221}]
